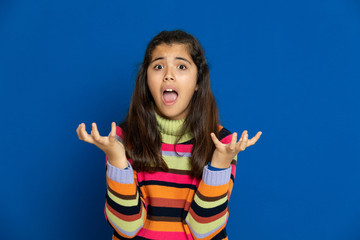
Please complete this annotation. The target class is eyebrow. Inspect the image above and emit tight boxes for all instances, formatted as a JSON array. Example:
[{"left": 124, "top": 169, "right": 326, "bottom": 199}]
[{"left": 150, "top": 57, "right": 192, "bottom": 65}]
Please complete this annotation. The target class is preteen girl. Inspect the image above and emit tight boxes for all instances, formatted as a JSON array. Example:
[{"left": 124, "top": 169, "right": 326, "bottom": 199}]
[{"left": 76, "top": 30, "right": 262, "bottom": 240}]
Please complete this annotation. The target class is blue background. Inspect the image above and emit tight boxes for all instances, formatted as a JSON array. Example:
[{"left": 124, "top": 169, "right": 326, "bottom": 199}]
[{"left": 1, "top": 0, "right": 359, "bottom": 239}]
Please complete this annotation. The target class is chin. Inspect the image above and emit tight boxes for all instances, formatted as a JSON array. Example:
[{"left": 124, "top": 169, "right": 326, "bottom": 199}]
[
  {"left": 155, "top": 103, "right": 188, "bottom": 120},
  {"left": 157, "top": 111, "right": 181, "bottom": 120},
  {"left": 162, "top": 113, "right": 179, "bottom": 120}
]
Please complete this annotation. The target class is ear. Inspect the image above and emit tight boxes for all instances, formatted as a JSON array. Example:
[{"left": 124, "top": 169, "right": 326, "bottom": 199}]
[{"left": 195, "top": 84, "right": 199, "bottom": 91}]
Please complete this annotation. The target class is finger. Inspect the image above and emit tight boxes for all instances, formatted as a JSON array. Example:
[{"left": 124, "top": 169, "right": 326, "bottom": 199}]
[
  {"left": 109, "top": 122, "right": 116, "bottom": 143},
  {"left": 91, "top": 123, "right": 102, "bottom": 142},
  {"left": 247, "top": 131, "right": 262, "bottom": 147},
  {"left": 228, "top": 132, "right": 237, "bottom": 151},
  {"left": 210, "top": 133, "right": 223, "bottom": 148},
  {"left": 76, "top": 123, "right": 82, "bottom": 138},
  {"left": 238, "top": 131, "right": 248, "bottom": 152},
  {"left": 235, "top": 130, "right": 247, "bottom": 147},
  {"left": 238, "top": 130, "right": 247, "bottom": 143},
  {"left": 79, "top": 124, "right": 95, "bottom": 144}
]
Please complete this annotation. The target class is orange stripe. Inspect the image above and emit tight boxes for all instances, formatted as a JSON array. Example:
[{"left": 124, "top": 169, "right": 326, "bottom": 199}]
[
  {"left": 112, "top": 234, "right": 120, "bottom": 240},
  {"left": 204, "top": 226, "right": 226, "bottom": 240},
  {"left": 197, "top": 181, "right": 229, "bottom": 197},
  {"left": 143, "top": 219, "right": 191, "bottom": 233},
  {"left": 140, "top": 185, "right": 196, "bottom": 200},
  {"left": 107, "top": 176, "right": 137, "bottom": 196},
  {"left": 228, "top": 180, "right": 234, "bottom": 198}
]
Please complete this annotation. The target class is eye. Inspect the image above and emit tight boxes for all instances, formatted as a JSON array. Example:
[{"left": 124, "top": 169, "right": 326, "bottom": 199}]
[
  {"left": 178, "top": 64, "right": 187, "bottom": 70},
  {"left": 154, "top": 64, "right": 163, "bottom": 70}
]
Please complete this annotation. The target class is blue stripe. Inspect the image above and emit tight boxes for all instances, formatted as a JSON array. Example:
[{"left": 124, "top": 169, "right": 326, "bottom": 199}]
[{"left": 162, "top": 150, "right": 191, "bottom": 157}]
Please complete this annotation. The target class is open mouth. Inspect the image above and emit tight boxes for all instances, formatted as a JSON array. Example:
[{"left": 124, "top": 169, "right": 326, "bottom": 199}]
[{"left": 162, "top": 88, "right": 178, "bottom": 105}]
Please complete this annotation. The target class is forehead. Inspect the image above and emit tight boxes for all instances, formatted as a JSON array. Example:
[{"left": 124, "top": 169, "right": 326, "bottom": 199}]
[{"left": 151, "top": 43, "right": 191, "bottom": 60}]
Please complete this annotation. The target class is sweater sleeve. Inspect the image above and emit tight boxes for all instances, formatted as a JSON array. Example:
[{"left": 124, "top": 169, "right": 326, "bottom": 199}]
[
  {"left": 104, "top": 126, "right": 147, "bottom": 238},
  {"left": 185, "top": 129, "right": 237, "bottom": 240}
]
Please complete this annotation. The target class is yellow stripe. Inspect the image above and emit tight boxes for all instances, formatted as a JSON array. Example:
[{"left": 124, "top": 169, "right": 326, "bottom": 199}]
[
  {"left": 193, "top": 194, "right": 228, "bottom": 209},
  {"left": 160, "top": 132, "right": 193, "bottom": 144},
  {"left": 185, "top": 212, "right": 228, "bottom": 235},
  {"left": 163, "top": 155, "right": 191, "bottom": 170},
  {"left": 107, "top": 189, "right": 139, "bottom": 207},
  {"left": 105, "top": 205, "right": 145, "bottom": 232}
]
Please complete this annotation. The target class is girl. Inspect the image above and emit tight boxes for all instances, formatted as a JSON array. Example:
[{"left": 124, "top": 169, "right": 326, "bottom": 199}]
[{"left": 76, "top": 30, "right": 262, "bottom": 240}]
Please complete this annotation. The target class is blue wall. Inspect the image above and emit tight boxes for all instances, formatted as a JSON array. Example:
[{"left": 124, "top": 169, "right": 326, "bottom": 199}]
[{"left": 1, "top": 0, "right": 359, "bottom": 239}]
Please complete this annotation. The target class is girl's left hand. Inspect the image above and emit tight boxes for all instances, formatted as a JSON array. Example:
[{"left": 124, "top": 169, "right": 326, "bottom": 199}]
[{"left": 210, "top": 130, "right": 262, "bottom": 169}]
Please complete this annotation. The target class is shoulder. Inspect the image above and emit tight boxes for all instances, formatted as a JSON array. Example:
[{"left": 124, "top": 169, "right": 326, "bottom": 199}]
[{"left": 218, "top": 125, "right": 233, "bottom": 144}]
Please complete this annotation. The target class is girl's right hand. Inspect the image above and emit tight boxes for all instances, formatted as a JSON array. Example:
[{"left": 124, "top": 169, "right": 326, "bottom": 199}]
[{"left": 76, "top": 122, "right": 128, "bottom": 169}]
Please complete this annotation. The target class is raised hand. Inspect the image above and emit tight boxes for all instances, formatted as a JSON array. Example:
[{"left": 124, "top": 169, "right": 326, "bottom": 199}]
[
  {"left": 210, "top": 130, "right": 262, "bottom": 169},
  {"left": 76, "top": 122, "right": 128, "bottom": 169}
]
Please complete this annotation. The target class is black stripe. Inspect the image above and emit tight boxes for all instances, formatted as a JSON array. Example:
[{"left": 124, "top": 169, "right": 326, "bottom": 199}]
[
  {"left": 231, "top": 159, "right": 237, "bottom": 166},
  {"left": 112, "top": 230, "right": 129, "bottom": 239},
  {"left": 138, "top": 180, "right": 197, "bottom": 190},
  {"left": 177, "top": 138, "right": 194, "bottom": 145},
  {"left": 218, "top": 127, "right": 232, "bottom": 141},
  {"left": 147, "top": 205, "right": 184, "bottom": 218},
  {"left": 212, "top": 227, "right": 228, "bottom": 240},
  {"left": 106, "top": 192, "right": 142, "bottom": 216},
  {"left": 190, "top": 199, "right": 228, "bottom": 218}
]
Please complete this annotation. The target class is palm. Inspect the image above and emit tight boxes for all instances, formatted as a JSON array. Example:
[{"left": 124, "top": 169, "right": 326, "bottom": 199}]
[
  {"left": 76, "top": 122, "right": 127, "bottom": 167},
  {"left": 210, "top": 130, "right": 262, "bottom": 168}
]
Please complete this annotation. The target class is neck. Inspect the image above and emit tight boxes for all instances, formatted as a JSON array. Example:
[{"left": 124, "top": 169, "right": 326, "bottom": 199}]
[{"left": 155, "top": 112, "right": 192, "bottom": 144}]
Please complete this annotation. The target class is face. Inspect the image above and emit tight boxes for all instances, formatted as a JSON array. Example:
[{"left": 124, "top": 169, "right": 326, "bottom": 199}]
[{"left": 147, "top": 43, "right": 198, "bottom": 120}]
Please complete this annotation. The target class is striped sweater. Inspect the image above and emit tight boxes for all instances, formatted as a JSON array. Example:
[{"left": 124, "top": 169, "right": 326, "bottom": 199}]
[{"left": 105, "top": 113, "right": 237, "bottom": 240}]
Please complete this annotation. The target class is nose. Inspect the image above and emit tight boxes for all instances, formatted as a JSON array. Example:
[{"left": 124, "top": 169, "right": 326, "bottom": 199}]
[{"left": 163, "top": 68, "right": 175, "bottom": 81}]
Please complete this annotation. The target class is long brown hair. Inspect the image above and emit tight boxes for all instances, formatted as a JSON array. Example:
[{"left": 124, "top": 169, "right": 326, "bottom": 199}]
[{"left": 121, "top": 30, "right": 219, "bottom": 178}]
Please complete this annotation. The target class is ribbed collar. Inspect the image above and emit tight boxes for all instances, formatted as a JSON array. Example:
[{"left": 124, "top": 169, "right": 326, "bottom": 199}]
[{"left": 155, "top": 113, "right": 193, "bottom": 144}]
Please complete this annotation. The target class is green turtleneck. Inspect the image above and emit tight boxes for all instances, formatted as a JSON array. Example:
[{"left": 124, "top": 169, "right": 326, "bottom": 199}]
[{"left": 155, "top": 113, "right": 193, "bottom": 144}]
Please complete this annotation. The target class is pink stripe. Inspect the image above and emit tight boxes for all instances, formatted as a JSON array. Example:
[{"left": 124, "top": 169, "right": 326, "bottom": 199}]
[
  {"left": 127, "top": 158, "right": 134, "bottom": 165},
  {"left": 137, "top": 171, "right": 200, "bottom": 186},
  {"left": 231, "top": 163, "right": 237, "bottom": 176},
  {"left": 117, "top": 126, "right": 233, "bottom": 147},
  {"left": 116, "top": 126, "right": 124, "bottom": 139},
  {"left": 162, "top": 143, "right": 192, "bottom": 152},
  {"left": 220, "top": 134, "right": 233, "bottom": 144},
  {"left": 137, "top": 228, "right": 193, "bottom": 240}
]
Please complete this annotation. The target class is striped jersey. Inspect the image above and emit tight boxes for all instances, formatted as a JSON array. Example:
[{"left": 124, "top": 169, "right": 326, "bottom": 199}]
[{"left": 105, "top": 114, "right": 237, "bottom": 239}]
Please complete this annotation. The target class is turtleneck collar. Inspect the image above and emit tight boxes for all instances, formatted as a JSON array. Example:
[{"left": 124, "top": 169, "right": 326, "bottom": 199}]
[{"left": 155, "top": 112, "right": 193, "bottom": 144}]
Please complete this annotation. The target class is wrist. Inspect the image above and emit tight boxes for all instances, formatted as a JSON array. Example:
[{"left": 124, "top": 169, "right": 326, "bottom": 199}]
[
  {"left": 207, "top": 162, "right": 226, "bottom": 171},
  {"left": 210, "top": 161, "right": 230, "bottom": 169},
  {"left": 211, "top": 152, "right": 231, "bottom": 169},
  {"left": 107, "top": 156, "right": 128, "bottom": 169}
]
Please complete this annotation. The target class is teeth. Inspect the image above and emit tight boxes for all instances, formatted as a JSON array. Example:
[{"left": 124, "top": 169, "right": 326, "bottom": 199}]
[{"left": 165, "top": 89, "right": 174, "bottom": 92}]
